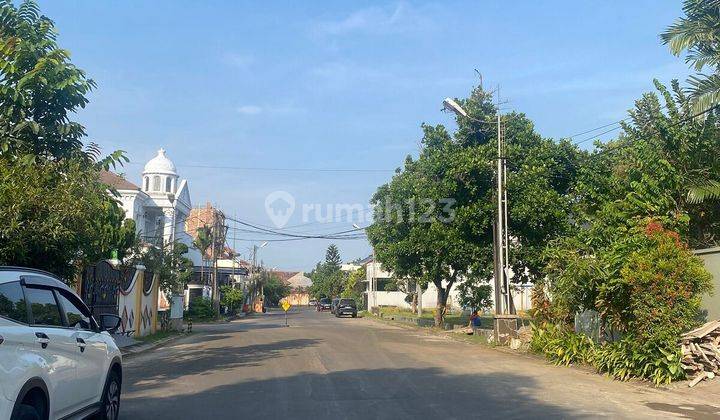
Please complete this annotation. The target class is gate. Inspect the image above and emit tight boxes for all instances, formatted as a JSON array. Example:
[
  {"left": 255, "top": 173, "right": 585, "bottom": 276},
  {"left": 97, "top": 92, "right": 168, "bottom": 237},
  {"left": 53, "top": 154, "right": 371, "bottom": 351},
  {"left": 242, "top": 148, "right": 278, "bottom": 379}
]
[{"left": 82, "top": 260, "right": 124, "bottom": 317}]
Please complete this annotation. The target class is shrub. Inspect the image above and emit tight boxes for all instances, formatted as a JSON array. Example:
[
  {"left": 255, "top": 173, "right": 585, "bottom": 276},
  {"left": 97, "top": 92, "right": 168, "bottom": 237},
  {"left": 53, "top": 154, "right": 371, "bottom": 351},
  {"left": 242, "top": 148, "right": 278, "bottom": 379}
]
[
  {"left": 531, "top": 322, "right": 595, "bottom": 366},
  {"left": 220, "top": 285, "right": 244, "bottom": 315},
  {"left": 185, "top": 297, "right": 214, "bottom": 320},
  {"left": 593, "top": 337, "right": 684, "bottom": 385},
  {"left": 536, "top": 220, "right": 712, "bottom": 384}
]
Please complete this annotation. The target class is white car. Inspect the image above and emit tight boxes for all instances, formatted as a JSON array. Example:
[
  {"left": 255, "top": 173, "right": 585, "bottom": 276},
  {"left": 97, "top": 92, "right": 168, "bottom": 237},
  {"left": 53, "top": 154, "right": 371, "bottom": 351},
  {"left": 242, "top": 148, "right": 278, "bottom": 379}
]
[{"left": 0, "top": 267, "right": 123, "bottom": 420}]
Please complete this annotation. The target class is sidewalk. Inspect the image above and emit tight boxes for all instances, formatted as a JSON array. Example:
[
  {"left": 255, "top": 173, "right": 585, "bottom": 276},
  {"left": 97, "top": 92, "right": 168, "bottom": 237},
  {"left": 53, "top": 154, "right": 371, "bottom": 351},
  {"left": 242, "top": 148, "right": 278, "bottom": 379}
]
[{"left": 117, "top": 332, "right": 191, "bottom": 357}]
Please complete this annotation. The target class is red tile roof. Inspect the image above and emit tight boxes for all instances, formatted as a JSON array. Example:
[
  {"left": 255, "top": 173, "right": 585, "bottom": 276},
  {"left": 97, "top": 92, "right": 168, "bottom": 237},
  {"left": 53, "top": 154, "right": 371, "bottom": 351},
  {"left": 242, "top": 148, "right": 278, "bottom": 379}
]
[
  {"left": 269, "top": 270, "right": 299, "bottom": 283},
  {"left": 100, "top": 170, "right": 140, "bottom": 191}
]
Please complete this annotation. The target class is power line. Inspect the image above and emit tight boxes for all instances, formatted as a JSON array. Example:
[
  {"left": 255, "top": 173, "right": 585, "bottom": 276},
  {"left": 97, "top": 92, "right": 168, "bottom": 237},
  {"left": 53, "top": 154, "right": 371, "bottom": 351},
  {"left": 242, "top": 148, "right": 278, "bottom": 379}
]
[
  {"left": 124, "top": 161, "right": 393, "bottom": 174},
  {"left": 566, "top": 104, "right": 670, "bottom": 146},
  {"left": 586, "top": 103, "right": 720, "bottom": 161},
  {"left": 224, "top": 215, "right": 366, "bottom": 240}
]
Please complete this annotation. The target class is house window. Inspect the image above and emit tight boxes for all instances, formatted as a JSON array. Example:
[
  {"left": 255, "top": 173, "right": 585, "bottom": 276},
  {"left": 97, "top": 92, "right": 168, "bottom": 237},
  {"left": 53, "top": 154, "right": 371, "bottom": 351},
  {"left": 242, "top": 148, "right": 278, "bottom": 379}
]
[
  {"left": 152, "top": 176, "right": 161, "bottom": 191},
  {"left": 144, "top": 177, "right": 149, "bottom": 191},
  {"left": 165, "top": 177, "right": 172, "bottom": 192}
]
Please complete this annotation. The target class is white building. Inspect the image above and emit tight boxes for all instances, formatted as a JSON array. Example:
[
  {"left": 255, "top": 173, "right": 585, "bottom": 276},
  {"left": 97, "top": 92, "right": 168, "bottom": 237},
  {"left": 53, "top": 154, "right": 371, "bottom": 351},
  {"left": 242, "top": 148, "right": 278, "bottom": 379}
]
[
  {"left": 364, "top": 257, "right": 532, "bottom": 314},
  {"left": 100, "top": 148, "right": 202, "bottom": 266},
  {"left": 364, "top": 259, "right": 463, "bottom": 310}
]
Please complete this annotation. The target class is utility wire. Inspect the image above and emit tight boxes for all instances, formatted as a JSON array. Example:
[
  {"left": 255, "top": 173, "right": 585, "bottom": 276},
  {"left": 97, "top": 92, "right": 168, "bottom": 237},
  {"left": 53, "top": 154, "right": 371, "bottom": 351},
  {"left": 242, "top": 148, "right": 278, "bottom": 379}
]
[
  {"left": 224, "top": 215, "right": 366, "bottom": 239},
  {"left": 124, "top": 161, "right": 393, "bottom": 174}
]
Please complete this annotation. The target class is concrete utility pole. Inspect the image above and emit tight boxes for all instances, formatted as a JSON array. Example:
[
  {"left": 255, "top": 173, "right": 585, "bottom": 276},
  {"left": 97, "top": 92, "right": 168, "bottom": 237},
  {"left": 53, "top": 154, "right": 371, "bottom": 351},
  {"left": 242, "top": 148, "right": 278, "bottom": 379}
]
[
  {"left": 443, "top": 94, "right": 509, "bottom": 315},
  {"left": 444, "top": 90, "right": 519, "bottom": 344},
  {"left": 210, "top": 215, "right": 218, "bottom": 315}
]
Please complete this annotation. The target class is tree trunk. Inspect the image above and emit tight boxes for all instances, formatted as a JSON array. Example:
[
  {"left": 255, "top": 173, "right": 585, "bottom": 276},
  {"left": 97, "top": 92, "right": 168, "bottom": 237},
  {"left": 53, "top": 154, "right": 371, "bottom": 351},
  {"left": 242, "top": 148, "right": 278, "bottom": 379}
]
[
  {"left": 434, "top": 281, "right": 446, "bottom": 327},
  {"left": 433, "top": 276, "right": 456, "bottom": 327},
  {"left": 200, "top": 258, "right": 205, "bottom": 285},
  {"left": 411, "top": 292, "right": 417, "bottom": 313}
]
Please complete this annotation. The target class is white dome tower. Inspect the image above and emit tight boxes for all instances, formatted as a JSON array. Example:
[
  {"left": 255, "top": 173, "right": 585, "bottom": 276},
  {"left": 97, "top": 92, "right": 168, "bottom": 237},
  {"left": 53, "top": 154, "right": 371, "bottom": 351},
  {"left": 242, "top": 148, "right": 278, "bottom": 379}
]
[{"left": 142, "top": 148, "right": 178, "bottom": 194}]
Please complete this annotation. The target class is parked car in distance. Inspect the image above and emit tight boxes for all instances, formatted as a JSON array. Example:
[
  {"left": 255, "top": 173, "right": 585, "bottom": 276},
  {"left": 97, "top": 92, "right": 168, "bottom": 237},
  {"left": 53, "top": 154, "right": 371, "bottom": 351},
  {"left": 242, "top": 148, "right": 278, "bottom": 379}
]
[
  {"left": 308, "top": 299, "right": 317, "bottom": 307},
  {"left": 316, "top": 298, "right": 332, "bottom": 312},
  {"left": 335, "top": 298, "right": 358, "bottom": 318},
  {"left": 330, "top": 298, "right": 340, "bottom": 314},
  {"left": 0, "top": 267, "right": 124, "bottom": 420}
]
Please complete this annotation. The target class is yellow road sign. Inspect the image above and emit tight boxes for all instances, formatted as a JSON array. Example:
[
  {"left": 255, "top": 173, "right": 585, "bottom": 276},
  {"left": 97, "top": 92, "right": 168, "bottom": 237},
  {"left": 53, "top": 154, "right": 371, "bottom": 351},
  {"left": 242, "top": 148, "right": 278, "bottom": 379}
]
[{"left": 281, "top": 301, "right": 291, "bottom": 312}]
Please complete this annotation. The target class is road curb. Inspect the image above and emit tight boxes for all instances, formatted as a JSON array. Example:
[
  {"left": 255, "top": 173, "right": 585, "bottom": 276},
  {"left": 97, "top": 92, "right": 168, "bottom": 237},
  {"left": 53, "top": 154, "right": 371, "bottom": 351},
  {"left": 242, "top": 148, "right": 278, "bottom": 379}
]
[{"left": 121, "top": 332, "right": 191, "bottom": 358}]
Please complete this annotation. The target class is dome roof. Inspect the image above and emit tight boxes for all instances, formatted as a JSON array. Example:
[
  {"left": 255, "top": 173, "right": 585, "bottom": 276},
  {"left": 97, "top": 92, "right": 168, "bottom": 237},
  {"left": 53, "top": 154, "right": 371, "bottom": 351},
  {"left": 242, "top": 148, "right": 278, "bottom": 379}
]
[{"left": 143, "top": 148, "right": 177, "bottom": 176}]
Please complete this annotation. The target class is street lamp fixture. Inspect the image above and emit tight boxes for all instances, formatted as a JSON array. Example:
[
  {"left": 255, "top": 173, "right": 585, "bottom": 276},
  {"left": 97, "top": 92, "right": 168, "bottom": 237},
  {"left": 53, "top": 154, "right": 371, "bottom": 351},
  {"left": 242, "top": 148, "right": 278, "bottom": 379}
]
[{"left": 443, "top": 97, "right": 468, "bottom": 118}]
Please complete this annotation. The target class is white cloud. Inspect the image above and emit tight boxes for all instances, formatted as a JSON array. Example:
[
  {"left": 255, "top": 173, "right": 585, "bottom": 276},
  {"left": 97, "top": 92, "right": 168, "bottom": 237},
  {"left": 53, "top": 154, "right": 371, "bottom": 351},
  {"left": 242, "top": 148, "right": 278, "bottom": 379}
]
[
  {"left": 316, "top": 2, "right": 434, "bottom": 36},
  {"left": 223, "top": 52, "right": 255, "bottom": 69},
  {"left": 237, "top": 105, "right": 263, "bottom": 115},
  {"left": 236, "top": 104, "right": 305, "bottom": 116}
]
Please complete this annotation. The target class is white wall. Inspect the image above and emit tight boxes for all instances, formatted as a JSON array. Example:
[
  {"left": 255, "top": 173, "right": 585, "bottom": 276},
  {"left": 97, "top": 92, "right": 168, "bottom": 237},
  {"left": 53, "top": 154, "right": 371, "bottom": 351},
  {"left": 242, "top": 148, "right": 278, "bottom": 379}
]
[
  {"left": 366, "top": 262, "right": 392, "bottom": 281},
  {"left": 368, "top": 280, "right": 463, "bottom": 310}
]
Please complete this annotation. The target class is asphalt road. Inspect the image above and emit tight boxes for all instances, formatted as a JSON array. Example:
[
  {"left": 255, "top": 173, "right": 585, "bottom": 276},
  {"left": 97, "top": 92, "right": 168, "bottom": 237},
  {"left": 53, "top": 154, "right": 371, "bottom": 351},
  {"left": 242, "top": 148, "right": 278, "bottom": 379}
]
[{"left": 120, "top": 308, "right": 720, "bottom": 419}]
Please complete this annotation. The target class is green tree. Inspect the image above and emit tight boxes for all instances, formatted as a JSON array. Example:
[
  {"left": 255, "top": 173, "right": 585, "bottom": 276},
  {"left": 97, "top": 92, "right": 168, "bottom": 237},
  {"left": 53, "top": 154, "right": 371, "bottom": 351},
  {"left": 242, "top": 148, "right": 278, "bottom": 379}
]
[
  {"left": 263, "top": 272, "right": 291, "bottom": 306},
  {"left": 309, "top": 244, "right": 347, "bottom": 298},
  {"left": 220, "top": 285, "right": 244, "bottom": 315},
  {"left": 662, "top": 0, "right": 720, "bottom": 115},
  {"left": 341, "top": 266, "right": 366, "bottom": 309},
  {"left": 193, "top": 225, "right": 212, "bottom": 284},
  {"left": 325, "top": 244, "right": 341, "bottom": 270},
  {"left": 368, "top": 85, "right": 581, "bottom": 326},
  {"left": 0, "top": 0, "right": 130, "bottom": 281},
  {"left": 0, "top": 157, "right": 135, "bottom": 280},
  {"left": 139, "top": 241, "right": 194, "bottom": 296},
  {"left": 457, "top": 279, "right": 493, "bottom": 313},
  {"left": 537, "top": 81, "right": 717, "bottom": 384}
]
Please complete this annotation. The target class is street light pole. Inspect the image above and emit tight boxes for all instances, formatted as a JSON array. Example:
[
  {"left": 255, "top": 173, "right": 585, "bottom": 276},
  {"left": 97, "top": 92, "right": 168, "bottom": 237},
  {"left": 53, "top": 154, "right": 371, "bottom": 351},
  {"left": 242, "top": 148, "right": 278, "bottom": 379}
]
[{"left": 443, "top": 96, "right": 509, "bottom": 315}]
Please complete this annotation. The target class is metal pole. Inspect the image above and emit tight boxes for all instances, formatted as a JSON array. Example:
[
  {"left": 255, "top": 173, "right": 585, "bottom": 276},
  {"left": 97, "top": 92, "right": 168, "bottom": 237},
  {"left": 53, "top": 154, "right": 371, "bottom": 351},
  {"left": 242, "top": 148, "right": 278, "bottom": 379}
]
[
  {"left": 503, "top": 136, "right": 511, "bottom": 314},
  {"left": 492, "top": 221, "right": 501, "bottom": 315},
  {"left": 372, "top": 248, "right": 377, "bottom": 311},
  {"left": 496, "top": 111, "right": 505, "bottom": 315},
  {"left": 211, "top": 211, "right": 220, "bottom": 315}
]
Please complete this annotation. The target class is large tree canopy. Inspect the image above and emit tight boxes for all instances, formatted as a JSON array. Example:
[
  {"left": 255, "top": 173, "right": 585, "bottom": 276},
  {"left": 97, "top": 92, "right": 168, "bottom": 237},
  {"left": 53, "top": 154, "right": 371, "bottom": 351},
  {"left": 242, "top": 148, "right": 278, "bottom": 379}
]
[
  {"left": 368, "top": 86, "right": 582, "bottom": 325},
  {"left": 0, "top": 1, "right": 131, "bottom": 281}
]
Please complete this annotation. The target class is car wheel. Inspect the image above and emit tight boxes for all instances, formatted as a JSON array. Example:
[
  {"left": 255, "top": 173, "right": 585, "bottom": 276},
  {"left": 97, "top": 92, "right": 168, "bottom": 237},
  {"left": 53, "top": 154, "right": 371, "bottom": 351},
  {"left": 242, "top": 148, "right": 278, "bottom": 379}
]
[
  {"left": 12, "top": 404, "right": 40, "bottom": 420},
  {"left": 99, "top": 370, "right": 121, "bottom": 420},
  {"left": 352, "top": 313, "right": 357, "bottom": 318}
]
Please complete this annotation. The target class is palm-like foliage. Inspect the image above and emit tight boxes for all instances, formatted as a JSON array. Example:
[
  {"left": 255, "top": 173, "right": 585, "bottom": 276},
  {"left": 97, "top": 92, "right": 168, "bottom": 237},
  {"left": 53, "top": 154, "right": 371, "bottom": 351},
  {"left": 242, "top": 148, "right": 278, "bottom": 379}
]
[
  {"left": 688, "top": 180, "right": 720, "bottom": 203},
  {"left": 662, "top": 0, "right": 720, "bottom": 115},
  {"left": 193, "top": 225, "right": 212, "bottom": 284}
]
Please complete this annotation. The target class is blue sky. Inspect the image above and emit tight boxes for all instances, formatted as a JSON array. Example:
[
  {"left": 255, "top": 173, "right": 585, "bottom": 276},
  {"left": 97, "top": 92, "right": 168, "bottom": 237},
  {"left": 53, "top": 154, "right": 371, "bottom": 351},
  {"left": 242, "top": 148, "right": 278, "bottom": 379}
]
[{"left": 38, "top": 1, "right": 690, "bottom": 271}]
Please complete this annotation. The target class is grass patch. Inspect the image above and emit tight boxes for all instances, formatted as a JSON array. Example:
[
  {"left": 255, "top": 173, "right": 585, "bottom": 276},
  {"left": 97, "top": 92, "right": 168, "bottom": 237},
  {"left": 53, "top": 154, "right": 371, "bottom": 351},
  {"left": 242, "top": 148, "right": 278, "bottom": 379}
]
[
  {"left": 136, "top": 330, "right": 186, "bottom": 344},
  {"left": 377, "top": 306, "right": 471, "bottom": 327}
]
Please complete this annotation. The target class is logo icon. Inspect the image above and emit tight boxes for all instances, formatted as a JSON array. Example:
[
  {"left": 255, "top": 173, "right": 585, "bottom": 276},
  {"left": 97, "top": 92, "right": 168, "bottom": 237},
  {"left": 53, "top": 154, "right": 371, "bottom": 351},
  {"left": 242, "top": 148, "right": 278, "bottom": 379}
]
[{"left": 265, "top": 191, "right": 295, "bottom": 228}]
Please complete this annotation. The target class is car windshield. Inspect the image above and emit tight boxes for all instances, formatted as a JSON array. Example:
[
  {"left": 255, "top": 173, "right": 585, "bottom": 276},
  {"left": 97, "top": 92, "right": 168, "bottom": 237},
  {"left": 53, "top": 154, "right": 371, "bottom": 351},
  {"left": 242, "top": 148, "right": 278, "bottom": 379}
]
[
  {"left": 319, "top": 298, "right": 331, "bottom": 304},
  {"left": 339, "top": 299, "right": 356, "bottom": 307}
]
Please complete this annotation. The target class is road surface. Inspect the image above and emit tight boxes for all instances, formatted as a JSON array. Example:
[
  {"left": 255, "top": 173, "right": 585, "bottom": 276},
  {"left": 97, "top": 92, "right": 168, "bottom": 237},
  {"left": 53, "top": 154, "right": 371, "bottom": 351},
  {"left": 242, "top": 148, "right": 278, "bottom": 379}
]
[{"left": 120, "top": 308, "right": 720, "bottom": 419}]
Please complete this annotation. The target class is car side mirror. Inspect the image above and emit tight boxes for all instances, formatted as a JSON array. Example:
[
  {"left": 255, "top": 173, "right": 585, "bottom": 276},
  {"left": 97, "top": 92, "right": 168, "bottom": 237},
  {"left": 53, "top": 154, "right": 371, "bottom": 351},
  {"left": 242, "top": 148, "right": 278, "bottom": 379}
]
[{"left": 98, "top": 314, "right": 122, "bottom": 333}]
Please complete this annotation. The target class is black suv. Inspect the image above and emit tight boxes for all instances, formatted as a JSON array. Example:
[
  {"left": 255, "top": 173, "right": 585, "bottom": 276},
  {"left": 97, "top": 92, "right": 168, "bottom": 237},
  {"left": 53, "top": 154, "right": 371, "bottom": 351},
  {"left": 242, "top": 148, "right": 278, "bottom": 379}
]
[
  {"left": 317, "top": 297, "right": 332, "bottom": 312},
  {"left": 335, "top": 298, "right": 357, "bottom": 318}
]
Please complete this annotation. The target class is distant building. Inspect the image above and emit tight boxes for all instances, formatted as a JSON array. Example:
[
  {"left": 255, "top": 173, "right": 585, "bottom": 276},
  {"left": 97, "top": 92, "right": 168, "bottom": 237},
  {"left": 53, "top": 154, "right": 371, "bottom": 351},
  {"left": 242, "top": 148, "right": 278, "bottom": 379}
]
[
  {"left": 271, "top": 270, "right": 312, "bottom": 306},
  {"left": 99, "top": 148, "right": 201, "bottom": 266}
]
